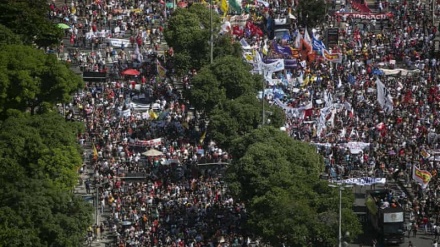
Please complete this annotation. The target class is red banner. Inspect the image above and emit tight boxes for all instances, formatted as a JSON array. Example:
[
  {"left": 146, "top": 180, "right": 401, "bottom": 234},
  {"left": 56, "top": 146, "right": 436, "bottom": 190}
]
[{"left": 334, "top": 12, "right": 393, "bottom": 20}]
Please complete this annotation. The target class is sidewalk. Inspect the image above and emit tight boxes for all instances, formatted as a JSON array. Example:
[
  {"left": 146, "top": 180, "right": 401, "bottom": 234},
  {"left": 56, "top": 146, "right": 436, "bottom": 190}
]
[{"left": 75, "top": 140, "right": 114, "bottom": 247}]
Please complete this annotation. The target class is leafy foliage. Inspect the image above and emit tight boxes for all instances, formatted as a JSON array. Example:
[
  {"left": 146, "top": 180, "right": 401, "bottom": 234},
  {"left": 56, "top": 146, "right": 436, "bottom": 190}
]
[
  {"left": 164, "top": 4, "right": 242, "bottom": 73},
  {"left": 186, "top": 56, "right": 259, "bottom": 114},
  {"left": 207, "top": 94, "right": 285, "bottom": 149},
  {"left": 0, "top": 45, "right": 83, "bottom": 117},
  {"left": 296, "top": 0, "right": 328, "bottom": 28},
  {"left": 226, "top": 127, "right": 362, "bottom": 246},
  {"left": 0, "top": 113, "right": 83, "bottom": 188},
  {"left": 0, "top": 24, "right": 22, "bottom": 46},
  {"left": 0, "top": 179, "right": 92, "bottom": 247},
  {"left": 0, "top": 112, "right": 92, "bottom": 246},
  {"left": 0, "top": 0, "right": 63, "bottom": 47}
]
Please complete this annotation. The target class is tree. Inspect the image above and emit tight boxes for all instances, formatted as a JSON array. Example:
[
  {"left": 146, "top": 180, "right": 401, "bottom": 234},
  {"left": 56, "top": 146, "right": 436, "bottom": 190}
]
[
  {"left": 0, "top": 0, "right": 63, "bottom": 47},
  {"left": 164, "top": 4, "right": 242, "bottom": 73},
  {"left": 186, "top": 56, "right": 259, "bottom": 114},
  {"left": 0, "top": 112, "right": 92, "bottom": 246},
  {"left": 226, "top": 127, "right": 362, "bottom": 246},
  {"left": 296, "top": 0, "right": 327, "bottom": 28},
  {"left": 0, "top": 112, "right": 83, "bottom": 189},
  {"left": 207, "top": 94, "right": 285, "bottom": 149},
  {"left": 0, "top": 179, "right": 92, "bottom": 247},
  {"left": 0, "top": 24, "right": 22, "bottom": 46},
  {"left": 0, "top": 45, "right": 83, "bottom": 117}
]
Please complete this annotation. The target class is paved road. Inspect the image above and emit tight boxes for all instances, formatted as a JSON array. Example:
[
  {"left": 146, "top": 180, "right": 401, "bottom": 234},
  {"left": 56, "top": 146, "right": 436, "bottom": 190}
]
[{"left": 347, "top": 183, "right": 436, "bottom": 247}]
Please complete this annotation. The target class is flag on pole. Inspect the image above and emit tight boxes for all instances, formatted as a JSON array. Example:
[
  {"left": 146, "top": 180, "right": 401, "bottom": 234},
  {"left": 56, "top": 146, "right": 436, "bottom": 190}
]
[
  {"left": 376, "top": 78, "right": 393, "bottom": 114},
  {"left": 413, "top": 165, "right": 432, "bottom": 189},
  {"left": 312, "top": 37, "right": 326, "bottom": 51},
  {"left": 228, "top": 0, "right": 241, "bottom": 13},
  {"left": 157, "top": 61, "right": 167, "bottom": 79},
  {"left": 199, "top": 131, "right": 207, "bottom": 144},
  {"left": 303, "top": 28, "right": 312, "bottom": 46},
  {"left": 92, "top": 142, "right": 98, "bottom": 161},
  {"left": 220, "top": 0, "right": 228, "bottom": 15}
]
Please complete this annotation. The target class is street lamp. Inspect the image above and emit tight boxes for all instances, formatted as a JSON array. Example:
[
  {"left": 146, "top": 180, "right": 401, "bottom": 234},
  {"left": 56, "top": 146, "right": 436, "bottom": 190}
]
[{"left": 328, "top": 182, "right": 353, "bottom": 247}]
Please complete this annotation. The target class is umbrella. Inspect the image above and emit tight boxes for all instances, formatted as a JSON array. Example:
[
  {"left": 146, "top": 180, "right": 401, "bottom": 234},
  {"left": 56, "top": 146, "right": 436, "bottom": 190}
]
[
  {"left": 177, "top": 1, "right": 188, "bottom": 8},
  {"left": 142, "top": 148, "right": 163, "bottom": 157},
  {"left": 57, "top": 23, "right": 70, "bottom": 29},
  {"left": 121, "top": 69, "right": 141, "bottom": 76}
]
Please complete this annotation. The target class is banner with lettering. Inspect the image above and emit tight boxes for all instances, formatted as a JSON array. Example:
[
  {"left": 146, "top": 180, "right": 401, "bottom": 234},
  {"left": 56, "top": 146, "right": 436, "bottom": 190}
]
[
  {"left": 339, "top": 142, "right": 371, "bottom": 154},
  {"left": 128, "top": 138, "right": 163, "bottom": 147},
  {"left": 413, "top": 166, "right": 432, "bottom": 189},
  {"left": 342, "top": 177, "right": 386, "bottom": 186},
  {"left": 334, "top": 12, "right": 393, "bottom": 20},
  {"left": 229, "top": 14, "right": 249, "bottom": 27}
]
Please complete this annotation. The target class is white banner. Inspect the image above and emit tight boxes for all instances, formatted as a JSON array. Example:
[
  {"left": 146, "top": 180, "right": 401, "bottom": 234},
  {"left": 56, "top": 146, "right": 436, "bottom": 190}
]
[
  {"left": 229, "top": 14, "right": 249, "bottom": 27},
  {"left": 128, "top": 138, "right": 163, "bottom": 147},
  {"left": 342, "top": 177, "right": 386, "bottom": 186},
  {"left": 383, "top": 212, "right": 404, "bottom": 223},
  {"left": 339, "top": 142, "right": 370, "bottom": 154},
  {"left": 376, "top": 78, "right": 393, "bottom": 114},
  {"left": 274, "top": 98, "right": 310, "bottom": 119},
  {"left": 261, "top": 59, "right": 285, "bottom": 72},
  {"left": 121, "top": 109, "right": 131, "bottom": 118},
  {"left": 106, "top": 38, "right": 130, "bottom": 47}
]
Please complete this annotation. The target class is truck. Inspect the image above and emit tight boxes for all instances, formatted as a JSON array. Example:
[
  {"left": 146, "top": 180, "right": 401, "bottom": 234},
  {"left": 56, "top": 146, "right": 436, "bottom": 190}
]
[{"left": 365, "top": 189, "right": 405, "bottom": 245}]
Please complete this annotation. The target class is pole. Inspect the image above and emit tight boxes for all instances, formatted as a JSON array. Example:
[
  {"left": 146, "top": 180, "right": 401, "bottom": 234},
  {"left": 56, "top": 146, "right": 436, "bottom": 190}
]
[
  {"left": 328, "top": 183, "right": 353, "bottom": 247},
  {"left": 95, "top": 184, "right": 99, "bottom": 226},
  {"left": 338, "top": 187, "right": 342, "bottom": 247},
  {"left": 262, "top": 80, "right": 265, "bottom": 125},
  {"left": 210, "top": 0, "right": 214, "bottom": 64},
  {"left": 91, "top": 14, "right": 94, "bottom": 54}
]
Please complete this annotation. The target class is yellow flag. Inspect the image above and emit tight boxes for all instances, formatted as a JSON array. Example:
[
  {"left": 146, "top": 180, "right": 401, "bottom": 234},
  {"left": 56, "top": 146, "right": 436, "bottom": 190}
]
[
  {"left": 220, "top": 0, "right": 228, "bottom": 15},
  {"left": 149, "top": 110, "right": 158, "bottom": 120},
  {"left": 199, "top": 131, "right": 207, "bottom": 144},
  {"left": 92, "top": 143, "right": 98, "bottom": 161}
]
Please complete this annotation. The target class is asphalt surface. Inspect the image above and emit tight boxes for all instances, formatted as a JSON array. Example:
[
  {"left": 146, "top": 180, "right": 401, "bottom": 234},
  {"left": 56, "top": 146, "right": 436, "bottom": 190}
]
[{"left": 347, "top": 182, "right": 436, "bottom": 247}]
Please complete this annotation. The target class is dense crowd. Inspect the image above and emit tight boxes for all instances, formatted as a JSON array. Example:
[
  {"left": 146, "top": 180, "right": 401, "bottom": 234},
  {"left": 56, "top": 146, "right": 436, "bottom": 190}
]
[
  {"left": 255, "top": 0, "right": 440, "bottom": 236},
  {"left": 51, "top": 0, "right": 440, "bottom": 245}
]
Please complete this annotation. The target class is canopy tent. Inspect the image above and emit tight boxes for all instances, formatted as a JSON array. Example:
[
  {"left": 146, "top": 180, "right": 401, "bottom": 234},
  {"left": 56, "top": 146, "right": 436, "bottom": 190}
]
[
  {"left": 121, "top": 69, "right": 141, "bottom": 76},
  {"left": 142, "top": 148, "right": 163, "bottom": 157}
]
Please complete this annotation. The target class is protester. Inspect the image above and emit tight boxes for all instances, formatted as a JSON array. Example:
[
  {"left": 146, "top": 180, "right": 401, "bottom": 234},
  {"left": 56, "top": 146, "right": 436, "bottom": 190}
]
[{"left": 53, "top": 0, "right": 440, "bottom": 244}]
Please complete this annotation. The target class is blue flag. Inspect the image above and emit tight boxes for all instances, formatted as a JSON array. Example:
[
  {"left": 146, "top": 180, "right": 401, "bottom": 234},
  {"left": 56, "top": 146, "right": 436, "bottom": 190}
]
[
  {"left": 312, "top": 37, "right": 326, "bottom": 51},
  {"left": 282, "top": 31, "right": 291, "bottom": 41}
]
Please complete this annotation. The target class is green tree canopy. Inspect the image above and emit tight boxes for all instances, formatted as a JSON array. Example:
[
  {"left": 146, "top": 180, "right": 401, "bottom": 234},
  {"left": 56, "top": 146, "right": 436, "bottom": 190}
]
[
  {"left": 296, "top": 0, "right": 327, "bottom": 28},
  {"left": 207, "top": 94, "right": 285, "bottom": 149},
  {"left": 226, "top": 127, "right": 362, "bottom": 246},
  {"left": 0, "top": 45, "right": 83, "bottom": 116},
  {"left": 186, "top": 56, "right": 260, "bottom": 114},
  {"left": 164, "top": 4, "right": 242, "bottom": 72},
  {"left": 0, "top": 0, "right": 63, "bottom": 47},
  {"left": 0, "top": 24, "right": 22, "bottom": 46},
  {"left": 0, "top": 112, "right": 91, "bottom": 246},
  {"left": 0, "top": 178, "right": 92, "bottom": 247},
  {"left": 0, "top": 112, "right": 83, "bottom": 189}
]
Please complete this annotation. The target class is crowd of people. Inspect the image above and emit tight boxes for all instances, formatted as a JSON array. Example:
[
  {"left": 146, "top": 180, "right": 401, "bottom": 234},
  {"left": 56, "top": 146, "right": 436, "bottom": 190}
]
[
  {"left": 55, "top": 1, "right": 251, "bottom": 246},
  {"left": 253, "top": 0, "right": 440, "bottom": 237},
  {"left": 49, "top": 0, "right": 440, "bottom": 245}
]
